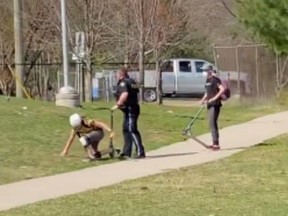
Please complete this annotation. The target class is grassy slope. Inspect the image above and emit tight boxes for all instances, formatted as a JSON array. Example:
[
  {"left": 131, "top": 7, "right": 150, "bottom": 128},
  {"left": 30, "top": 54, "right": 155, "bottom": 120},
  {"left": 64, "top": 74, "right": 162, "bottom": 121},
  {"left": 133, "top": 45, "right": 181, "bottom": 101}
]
[
  {"left": 0, "top": 97, "right": 283, "bottom": 185},
  {"left": 1, "top": 134, "right": 287, "bottom": 216}
]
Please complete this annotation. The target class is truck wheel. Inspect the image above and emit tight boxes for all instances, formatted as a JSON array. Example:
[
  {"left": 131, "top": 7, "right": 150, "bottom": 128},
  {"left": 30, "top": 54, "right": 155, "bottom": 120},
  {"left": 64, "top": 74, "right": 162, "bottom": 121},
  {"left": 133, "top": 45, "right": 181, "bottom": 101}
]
[{"left": 143, "top": 88, "right": 157, "bottom": 102}]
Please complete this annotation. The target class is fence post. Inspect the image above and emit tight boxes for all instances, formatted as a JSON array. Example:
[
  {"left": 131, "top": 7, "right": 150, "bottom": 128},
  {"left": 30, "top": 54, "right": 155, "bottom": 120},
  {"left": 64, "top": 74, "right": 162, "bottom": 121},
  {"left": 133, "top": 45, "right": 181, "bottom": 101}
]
[
  {"left": 255, "top": 46, "right": 260, "bottom": 99},
  {"left": 80, "top": 62, "right": 85, "bottom": 102},
  {"left": 212, "top": 44, "right": 219, "bottom": 70},
  {"left": 1, "top": 40, "right": 4, "bottom": 71},
  {"left": 235, "top": 46, "right": 241, "bottom": 98},
  {"left": 105, "top": 76, "right": 110, "bottom": 102},
  {"left": 57, "top": 69, "right": 60, "bottom": 92},
  {"left": 275, "top": 53, "right": 280, "bottom": 97}
]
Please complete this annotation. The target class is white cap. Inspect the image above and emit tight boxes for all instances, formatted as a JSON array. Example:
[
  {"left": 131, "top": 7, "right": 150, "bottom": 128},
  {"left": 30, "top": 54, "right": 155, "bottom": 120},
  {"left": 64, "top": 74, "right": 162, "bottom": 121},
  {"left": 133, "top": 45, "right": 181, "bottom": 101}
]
[
  {"left": 69, "top": 113, "right": 82, "bottom": 128},
  {"left": 200, "top": 63, "right": 214, "bottom": 71}
]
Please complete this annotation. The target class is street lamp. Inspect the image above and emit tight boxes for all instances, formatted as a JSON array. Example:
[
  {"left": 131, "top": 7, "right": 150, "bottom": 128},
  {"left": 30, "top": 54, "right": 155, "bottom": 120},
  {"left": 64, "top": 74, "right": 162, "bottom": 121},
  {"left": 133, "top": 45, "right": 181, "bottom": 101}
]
[
  {"left": 61, "top": 0, "right": 69, "bottom": 87},
  {"left": 55, "top": 0, "right": 80, "bottom": 108}
]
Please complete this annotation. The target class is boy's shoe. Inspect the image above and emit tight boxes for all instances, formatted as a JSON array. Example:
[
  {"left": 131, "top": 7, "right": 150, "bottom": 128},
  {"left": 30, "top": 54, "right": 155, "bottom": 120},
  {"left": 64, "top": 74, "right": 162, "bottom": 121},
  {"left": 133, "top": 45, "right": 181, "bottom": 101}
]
[{"left": 94, "top": 151, "right": 102, "bottom": 159}]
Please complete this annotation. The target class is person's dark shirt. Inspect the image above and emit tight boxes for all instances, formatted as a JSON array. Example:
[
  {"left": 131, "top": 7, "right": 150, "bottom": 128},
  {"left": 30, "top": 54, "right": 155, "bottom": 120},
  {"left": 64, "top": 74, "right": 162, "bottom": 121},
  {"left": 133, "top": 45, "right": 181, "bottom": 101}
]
[
  {"left": 205, "top": 76, "right": 222, "bottom": 106},
  {"left": 115, "top": 76, "right": 139, "bottom": 106}
]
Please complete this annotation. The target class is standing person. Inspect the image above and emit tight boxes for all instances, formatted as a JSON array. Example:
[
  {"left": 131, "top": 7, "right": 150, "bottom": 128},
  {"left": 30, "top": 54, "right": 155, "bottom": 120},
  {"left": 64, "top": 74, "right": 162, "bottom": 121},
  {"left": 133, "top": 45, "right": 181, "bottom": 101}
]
[
  {"left": 61, "top": 113, "right": 119, "bottom": 161},
  {"left": 200, "top": 64, "right": 225, "bottom": 150},
  {"left": 111, "top": 68, "right": 146, "bottom": 159}
]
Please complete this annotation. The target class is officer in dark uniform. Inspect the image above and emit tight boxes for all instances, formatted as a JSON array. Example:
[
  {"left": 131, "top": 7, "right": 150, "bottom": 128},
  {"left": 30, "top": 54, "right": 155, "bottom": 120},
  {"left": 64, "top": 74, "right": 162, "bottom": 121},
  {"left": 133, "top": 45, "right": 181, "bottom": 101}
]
[{"left": 111, "top": 68, "right": 146, "bottom": 159}]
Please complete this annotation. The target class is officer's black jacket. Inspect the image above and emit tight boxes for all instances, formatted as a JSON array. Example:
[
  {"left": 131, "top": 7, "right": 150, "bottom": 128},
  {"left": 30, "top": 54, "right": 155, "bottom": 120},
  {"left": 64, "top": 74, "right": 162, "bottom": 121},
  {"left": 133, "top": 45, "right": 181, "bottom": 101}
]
[{"left": 115, "top": 76, "right": 139, "bottom": 106}]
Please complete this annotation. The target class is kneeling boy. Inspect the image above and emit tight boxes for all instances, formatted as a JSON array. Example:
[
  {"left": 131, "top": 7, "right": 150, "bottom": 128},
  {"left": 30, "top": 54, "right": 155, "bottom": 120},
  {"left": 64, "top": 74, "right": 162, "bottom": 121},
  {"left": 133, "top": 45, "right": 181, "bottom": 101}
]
[{"left": 61, "top": 113, "right": 118, "bottom": 161}]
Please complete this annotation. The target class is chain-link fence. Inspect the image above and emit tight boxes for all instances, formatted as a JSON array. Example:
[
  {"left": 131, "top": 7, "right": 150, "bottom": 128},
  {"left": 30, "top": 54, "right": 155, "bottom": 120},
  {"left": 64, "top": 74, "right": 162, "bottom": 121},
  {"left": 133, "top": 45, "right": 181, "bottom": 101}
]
[
  {"left": 1, "top": 61, "right": 156, "bottom": 102},
  {"left": 7, "top": 43, "right": 287, "bottom": 103},
  {"left": 213, "top": 44, "right": 280, "bottom": 100}
]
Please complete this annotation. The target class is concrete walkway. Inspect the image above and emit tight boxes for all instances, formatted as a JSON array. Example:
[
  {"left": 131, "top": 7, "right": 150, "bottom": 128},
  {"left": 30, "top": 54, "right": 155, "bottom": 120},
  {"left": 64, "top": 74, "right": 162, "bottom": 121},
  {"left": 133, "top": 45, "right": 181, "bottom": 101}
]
[{"left": 1, "top": 111, "right": 288, "bottom": 211}]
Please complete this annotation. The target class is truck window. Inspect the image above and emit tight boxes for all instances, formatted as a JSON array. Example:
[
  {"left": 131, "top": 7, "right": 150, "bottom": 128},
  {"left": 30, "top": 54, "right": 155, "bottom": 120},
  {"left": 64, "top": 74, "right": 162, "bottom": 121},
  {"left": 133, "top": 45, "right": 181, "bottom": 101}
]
[
  {"left": 195, "top": 61, "right": 205, "bottom": 73},
  {"left": 161, "top": 61, "right": 173, "bottom": 72},
  {"left": 179, "top": 61, "right": 191, "bottom": 72}
]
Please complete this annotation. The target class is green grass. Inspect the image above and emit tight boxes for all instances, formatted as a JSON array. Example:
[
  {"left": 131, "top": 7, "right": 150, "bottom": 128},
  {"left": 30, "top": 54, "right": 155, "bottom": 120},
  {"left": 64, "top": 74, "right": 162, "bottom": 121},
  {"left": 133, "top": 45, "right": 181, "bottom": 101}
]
[
  {"left": 0, "top": 96, "right": 284, "bottom": 185},
  {"left": 1, "top": 134, "right": 287, "bottom": 216}
]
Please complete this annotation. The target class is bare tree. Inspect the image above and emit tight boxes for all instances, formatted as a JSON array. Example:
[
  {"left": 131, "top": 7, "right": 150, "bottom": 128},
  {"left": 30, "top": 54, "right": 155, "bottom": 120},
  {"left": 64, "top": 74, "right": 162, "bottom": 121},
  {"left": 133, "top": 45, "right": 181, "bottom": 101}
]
[
  {"left": 275, "top": 55, "right": 288, "bottom": 97},
  {"left": 148, "top": 0, "right": 191, "bottom": 104},
  {"left": 0, "top": 0, "right": 60, "bottom": 99},
  {"left": 106, "top": 0, "right": 163, "bottom": 102},
  {"left": 220, "top": 0, "right": 237, "bottom": 18},
  {"left": 48, "top": 0, "right": 112, "bottom": 102}
]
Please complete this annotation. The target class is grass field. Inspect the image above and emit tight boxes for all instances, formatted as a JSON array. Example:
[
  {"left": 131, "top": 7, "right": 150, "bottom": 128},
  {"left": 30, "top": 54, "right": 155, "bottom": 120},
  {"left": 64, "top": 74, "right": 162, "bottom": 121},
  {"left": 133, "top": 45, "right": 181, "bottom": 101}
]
[
  {"left": 0, "top": 97, "right": 284, "bottom": 185},
  {"left": 1, "top": 134, "right": 287, "bottom": 216}
]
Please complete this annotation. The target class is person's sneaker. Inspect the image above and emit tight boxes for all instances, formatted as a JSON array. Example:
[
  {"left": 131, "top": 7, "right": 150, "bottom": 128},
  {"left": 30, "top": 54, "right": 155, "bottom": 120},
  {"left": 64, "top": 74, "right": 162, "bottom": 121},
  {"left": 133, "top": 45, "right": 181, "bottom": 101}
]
[
  {"left": 134, "top": 154, "right": 146, "bottom": 159},
  {"left": 209, "top": 144, "right": 220, "bottom": 151},
  {"left": 118, "top": 153, "right": 130, "bottom": 160}
]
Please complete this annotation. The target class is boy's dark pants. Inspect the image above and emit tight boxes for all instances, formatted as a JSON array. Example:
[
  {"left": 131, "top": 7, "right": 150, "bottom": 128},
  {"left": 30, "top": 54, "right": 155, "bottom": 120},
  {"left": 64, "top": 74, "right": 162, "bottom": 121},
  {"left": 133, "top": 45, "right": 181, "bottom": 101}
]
[{"left": 208, "top": 105, "right": 221, "bottom": 145}]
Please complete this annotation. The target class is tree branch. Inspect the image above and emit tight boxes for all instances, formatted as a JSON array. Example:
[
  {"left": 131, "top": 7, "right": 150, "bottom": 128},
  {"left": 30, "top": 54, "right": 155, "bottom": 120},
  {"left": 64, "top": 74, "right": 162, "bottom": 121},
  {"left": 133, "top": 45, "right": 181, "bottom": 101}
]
[{"left": 220, "top": 0, "right": 237, "bottom": 18}]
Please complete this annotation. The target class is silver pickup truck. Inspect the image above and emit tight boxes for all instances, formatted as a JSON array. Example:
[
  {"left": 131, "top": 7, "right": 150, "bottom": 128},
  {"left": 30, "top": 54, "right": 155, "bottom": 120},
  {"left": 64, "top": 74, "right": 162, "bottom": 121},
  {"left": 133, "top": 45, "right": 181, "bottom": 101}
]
[{"left": 102, "top": 58, "right": 251, "bottom": 102}]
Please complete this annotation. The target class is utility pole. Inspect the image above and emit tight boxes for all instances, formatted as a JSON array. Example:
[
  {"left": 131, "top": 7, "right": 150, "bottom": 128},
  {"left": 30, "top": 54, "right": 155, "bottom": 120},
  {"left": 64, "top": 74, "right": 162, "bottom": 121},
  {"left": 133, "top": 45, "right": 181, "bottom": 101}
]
[
  {"left": 60, "top": 0, "right": 69, "bottom": 87},
  {"left": 13, "top": 0, "right": 24, "bottom": 98},
  {"left": 55, "top": 0, "right": 80, "bottom": 108}
]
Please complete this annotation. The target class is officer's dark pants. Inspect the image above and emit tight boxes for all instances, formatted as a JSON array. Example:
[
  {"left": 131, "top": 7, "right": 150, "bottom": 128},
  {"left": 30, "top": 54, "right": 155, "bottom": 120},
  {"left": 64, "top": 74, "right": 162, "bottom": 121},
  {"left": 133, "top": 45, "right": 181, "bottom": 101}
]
[
  {"left": 122, "top": 104, "right": 145, "bottom": 157},
  {"left": 208, "top": 105, "right": 221, "bottom": 145}
]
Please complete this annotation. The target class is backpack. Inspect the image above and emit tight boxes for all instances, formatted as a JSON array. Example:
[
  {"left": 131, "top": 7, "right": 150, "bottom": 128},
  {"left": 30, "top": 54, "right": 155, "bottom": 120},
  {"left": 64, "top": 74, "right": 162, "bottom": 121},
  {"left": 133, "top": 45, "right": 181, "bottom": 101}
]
[{"left": 220, "top": 79, "right": 231, "bottom": 101}]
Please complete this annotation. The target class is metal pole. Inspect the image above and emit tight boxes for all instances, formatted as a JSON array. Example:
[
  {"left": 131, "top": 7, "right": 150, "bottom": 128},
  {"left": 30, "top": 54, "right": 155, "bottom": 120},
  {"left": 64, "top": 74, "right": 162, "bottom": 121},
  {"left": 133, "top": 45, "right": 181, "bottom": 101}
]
[
  {"left": 80, "top": 61, "right": 84, "bottom": 102},
  {"left": 235, "top": 46, "right": 241, "bottom": 97},
  {"left": 55, "top": 0, "right": 80, "bottom": 108},
  {"left": 60, "top": 0, "right": 69, "bottom": 87},
  {"left": 77, "top": 59, "right": 80, "bottom": 92},
  {"left": 14, "top": 0, "right": 24, "bottom": 98}
]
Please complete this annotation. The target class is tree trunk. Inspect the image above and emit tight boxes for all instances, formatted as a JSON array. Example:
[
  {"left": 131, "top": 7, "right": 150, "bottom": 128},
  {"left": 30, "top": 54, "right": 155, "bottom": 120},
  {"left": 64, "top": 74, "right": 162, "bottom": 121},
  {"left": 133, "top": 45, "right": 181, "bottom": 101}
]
[
  {"left": 85, "top": 58, "right": 93, "bottom": 102},
  {"left": 138, "top": 0, "right": 145, "bottom": 103},
  {"left": 124, "top": 11, "right": 130, "bottom": 69},
  {"left": 157, "top": 72, "right": 163, "bottom": 105},
  {"left": 155, "top": 49, "right": 163, "bottom": 105},
  {"left": 14, "top": 0, "right": 24, "bottom": 98},
  {"left": 138, "top": 43, "right": 144, "bottom": 103},
  {"left": 275, "top": 54, "right": 281, "bottom": 98}
]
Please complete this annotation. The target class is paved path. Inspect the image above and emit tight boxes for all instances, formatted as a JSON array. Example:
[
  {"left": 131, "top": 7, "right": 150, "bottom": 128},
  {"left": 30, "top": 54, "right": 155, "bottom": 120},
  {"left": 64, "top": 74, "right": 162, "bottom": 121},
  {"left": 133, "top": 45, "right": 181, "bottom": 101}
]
[{"left": 1, "top": 111, "right": 288, "bottom": 211}]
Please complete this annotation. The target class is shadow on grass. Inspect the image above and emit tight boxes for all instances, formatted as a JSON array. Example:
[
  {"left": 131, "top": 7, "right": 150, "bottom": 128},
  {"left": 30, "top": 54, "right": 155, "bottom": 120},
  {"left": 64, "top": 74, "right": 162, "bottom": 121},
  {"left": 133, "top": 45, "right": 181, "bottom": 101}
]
[
  {"left": 66, "top": 155, "right": 115, "bottom": 162},
  {"left": 89, "top": 107, "right": 111, "bottom": 111},
  {"left": 219, "top": 142, "right": 277, "bottom": 152},
  {"left": 175, "top": 115, "right": 205, "bottom": 120},
  {"left": 253, "top": 142, "right": 277, "bottom": 147}
]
